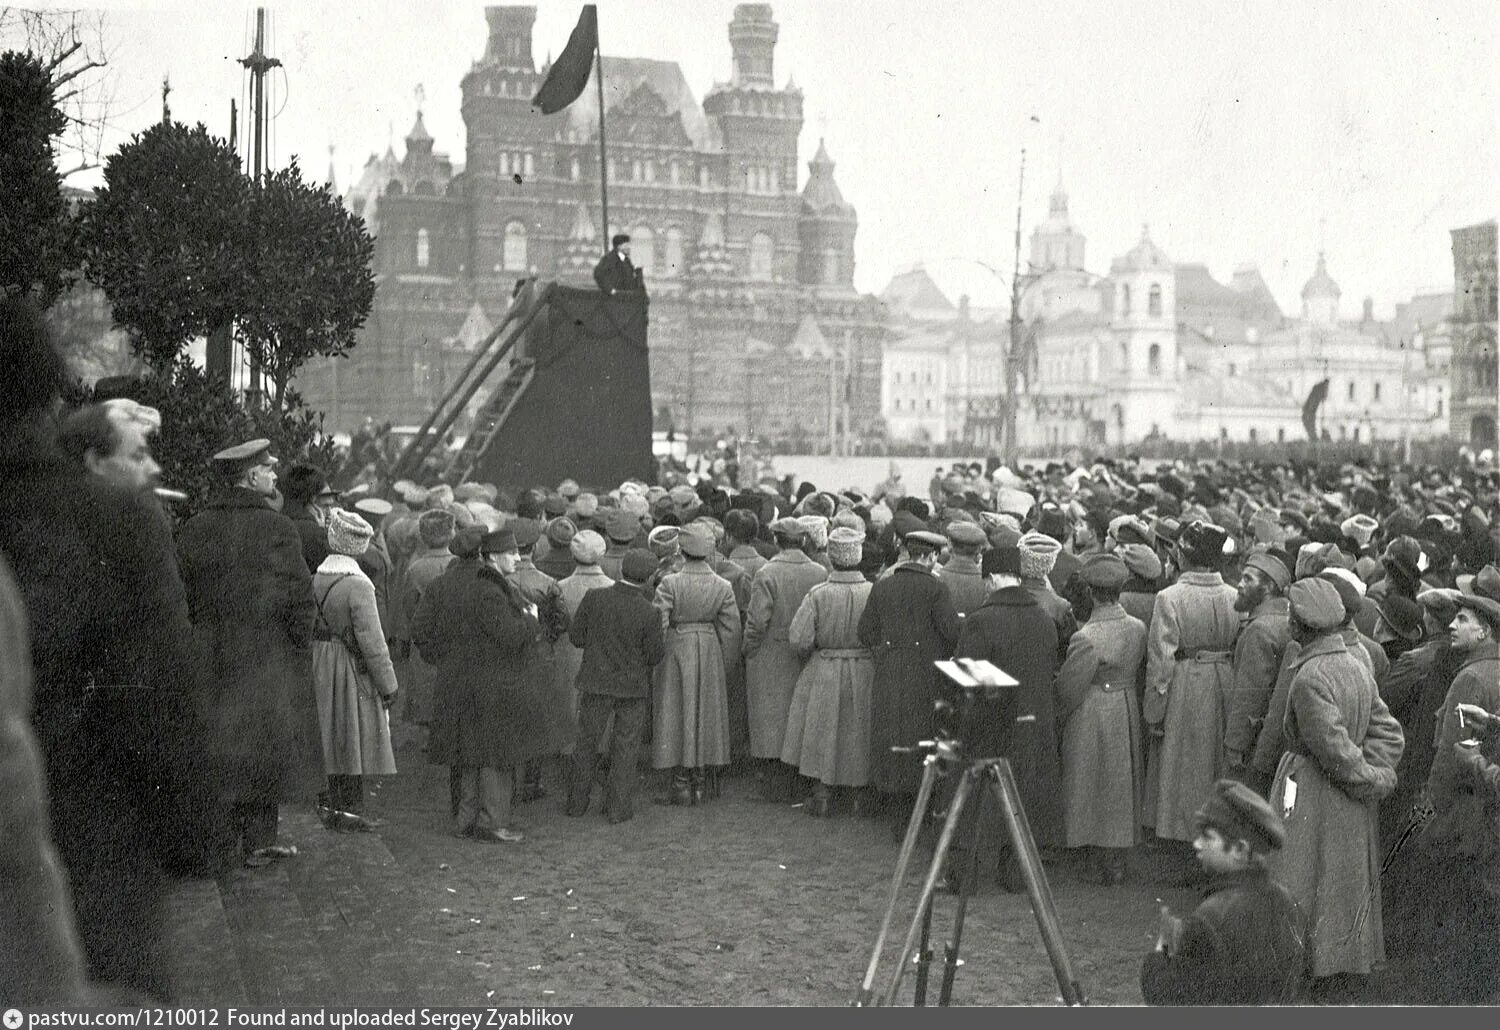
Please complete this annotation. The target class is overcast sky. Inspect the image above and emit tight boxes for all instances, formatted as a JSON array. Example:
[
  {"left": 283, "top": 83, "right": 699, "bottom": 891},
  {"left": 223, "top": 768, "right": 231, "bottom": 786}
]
[{"left": 45, "top": 0, "right": 1500, "bottom": 317}]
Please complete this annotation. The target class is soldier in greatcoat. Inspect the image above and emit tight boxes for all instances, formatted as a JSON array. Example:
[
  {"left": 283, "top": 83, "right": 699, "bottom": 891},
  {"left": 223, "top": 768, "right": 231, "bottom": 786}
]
[
  {"left": 398, "top": 509, "right": 457, "bottom": 731},
  {"left": 652, "top": 528, "right": 742, "bottom": 805},
  {"left": 508, "top": 520, "right": 571, "bottom": 801},
  {"left": 1267, "top": 578, "right": 1403, "bottom": 995},
  {"left": 780, "top": 527, "right": 876, "bottom": 815},
  {"left": 1144, "top": 521, "right": 1240, "bottom": 856},
  {"left": 1222, "top": 550, "right": 1293, "bottom": 792},
  {"left": 554, "top": 530, "right": 616, "bottom": 763},
  {"left": 744, "top": 518, "right": 827, "bottom": 800},
  {"left": 1055, "top": 554, "right": 1148, "bottom": 884}
]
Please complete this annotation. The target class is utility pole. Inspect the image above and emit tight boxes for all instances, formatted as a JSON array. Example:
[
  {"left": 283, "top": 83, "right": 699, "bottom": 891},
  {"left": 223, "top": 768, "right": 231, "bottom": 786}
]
[
  {"left": 240, "top": 8, "right": 281, "bottom": 404},
  {"left": 160, "top": 76, "right": 171, "bottom": 124},
  {"left": 1005, "top": 148, "right": 1027, "bottom": 464},
  {"left": 206, "top": 97, "right": 239, "bottom": 382}
]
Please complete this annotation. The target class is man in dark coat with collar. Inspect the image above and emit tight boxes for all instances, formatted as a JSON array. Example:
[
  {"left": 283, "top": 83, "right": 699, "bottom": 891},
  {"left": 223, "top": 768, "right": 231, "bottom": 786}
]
[
  {"left": 950, "top": 542, "right": 1062, "bottom": 890},
  {"left": 593, "top": 234, "right": 642, "bottom": 295},
  {"left": 0, "top": 299, "right": 219, "bottom": 1000},
  {"left": 1223, "top": 551, "right": 1293, "bottom": 791},
  {"left": 177, "top": 439, "right": 315, "bottom": 868},
  {"left": 281, "top": 463, "right": 337, "bottom": 575},
  {"left": 858, "top": 530, "right": 960, "bottom": 813}
]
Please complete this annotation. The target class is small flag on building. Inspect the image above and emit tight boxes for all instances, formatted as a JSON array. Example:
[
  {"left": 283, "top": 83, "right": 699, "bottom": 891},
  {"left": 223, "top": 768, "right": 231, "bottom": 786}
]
[
  {"left": 531, "top": 5, "right": 599, "bottom": 114},
  {"left": 1301, "top": 378, "right": 1329, "bottom": 441}
]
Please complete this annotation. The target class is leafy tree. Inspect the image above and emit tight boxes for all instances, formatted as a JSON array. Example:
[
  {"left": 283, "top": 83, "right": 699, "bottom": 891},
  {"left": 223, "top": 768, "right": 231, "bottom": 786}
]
[
  {"left": 81, "top": 121, "right": 250, "bottom": 373},
  {"left": 0, "top": 49, "right": 77, "bottom": 305},
  {"left": 238, "top": 158, "right": 376, "bottom": 409}
]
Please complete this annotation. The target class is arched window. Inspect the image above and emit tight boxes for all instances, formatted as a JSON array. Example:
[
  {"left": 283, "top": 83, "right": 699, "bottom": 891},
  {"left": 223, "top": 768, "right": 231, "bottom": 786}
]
[
  {"left": 1148, "top": 343, "right": 1162, "bottom": 376},
  {"left": 503, "top": 221, "right": 527, "bottom": 272},
  {"left": 1119, "top": 342, "right": 1130, "bottom": 373},
  {"left": 749, "top": 231, "right": 774, "bottom": 281},
  {"left": 523, "top": 153, "right": 534, "bottom": 177},
  {"left": 670, "top": 161, "right": 681, "bottom": 185},
  {"left": 416, "top": 228, "right": 430, "bottom": 270},
  {"left": 663, "top": 226, "right": 684, "bottom": 278},
  {"left": 1348, "top": 381, "right": 1357, "bottom": 401},
  {"left": 1148, "top": 284, "right": 1162, "bottom": 317},
  {"left": 699, "top": 166, "right": 710, "bottom": 188},
  {"left": 631, "top": 226, "right": 654, "bottom": 272},
  {"left": 570, "top": 157, "right": 580, "bottom": 180},
  {"left": 500, "top": 153, "right": 510, "bottom": 175},
  {"left": 632, "top": 160, "right": 643, "bottom": 181},
  {"left": 1249, "top": 427, "right": 1258, "bottom": 443},
  {"left": 1120, "top": 284, "right": 1132, "bottom": 315},
  {"left": 1373, "top": 381, "right": 1382, "bottom": 401},
  {"left": 644, "top": 161, "right": 656, "bottom": 183}
]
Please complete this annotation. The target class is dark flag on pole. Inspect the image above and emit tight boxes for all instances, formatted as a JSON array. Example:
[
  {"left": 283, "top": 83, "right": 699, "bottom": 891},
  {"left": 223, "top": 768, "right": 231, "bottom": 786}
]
[
  {"left": 531, "top": 5, "right": 598, "bottom": 114},
  {"left": 1302, "top": 378, "right": 1329, "bottom": 441}
]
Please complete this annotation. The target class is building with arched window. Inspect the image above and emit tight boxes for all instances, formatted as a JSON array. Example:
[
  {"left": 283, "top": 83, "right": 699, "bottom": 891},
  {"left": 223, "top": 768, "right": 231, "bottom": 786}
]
[
  {"left": 416, "top": 228, "right": 430, "bottom": 270},
  {"left": 303, "top": 3, "right": 883, "bottom": 441}
]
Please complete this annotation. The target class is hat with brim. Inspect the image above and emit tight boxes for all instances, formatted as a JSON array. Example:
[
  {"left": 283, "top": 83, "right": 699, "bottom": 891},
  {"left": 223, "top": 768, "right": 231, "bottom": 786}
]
[
  {"left": 1454, "top": 592, "right": 1500, "bottom": 629},
  {"left": 1193, "top": 778, "right": 1284, "bottom": 854},
  {"left": 213, "top": 438, "right": 275, "bottom": 473},
  {"left": 1081, "top": 553, "right": 1129, "bottom": 591},
  {"left": 1418, "top": 588, "right": 1461, "bottom": 625},
  {"left": 1461, "top": 564, "right": 1500, "bottom": 604},
  {"left": 905, "top": 530, "right": 947, "bottom": 553},
  {"left": 1376, "top": 594, "right": 1424, "bottom": 643}
]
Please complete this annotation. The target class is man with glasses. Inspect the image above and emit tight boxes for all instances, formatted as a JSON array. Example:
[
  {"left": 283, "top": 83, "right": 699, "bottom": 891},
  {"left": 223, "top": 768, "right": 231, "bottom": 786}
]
[{"left": 177, "top": 439, "right": 315, "bottom": 868}]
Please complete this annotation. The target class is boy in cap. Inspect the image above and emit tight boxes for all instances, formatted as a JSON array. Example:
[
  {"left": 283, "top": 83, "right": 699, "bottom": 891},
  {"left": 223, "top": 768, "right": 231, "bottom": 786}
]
[
  {"left": 1140, "top": 779, "right": 1305, "bottom": 1005},
  {"left": 567, "top": 549, "right": 666, "bottom": 823}
]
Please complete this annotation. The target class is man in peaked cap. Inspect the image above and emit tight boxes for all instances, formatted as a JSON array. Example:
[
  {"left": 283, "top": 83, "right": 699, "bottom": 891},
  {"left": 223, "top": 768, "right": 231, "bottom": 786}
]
[
  {"left": 179, "top": 436, "right": 315, "bottom": 870},
  {"left": 936, "top": 521, "right": 990, "bottom": 616},
  {"left": 1141, "top": 779, "right": 1304, "bottom": 1005}
]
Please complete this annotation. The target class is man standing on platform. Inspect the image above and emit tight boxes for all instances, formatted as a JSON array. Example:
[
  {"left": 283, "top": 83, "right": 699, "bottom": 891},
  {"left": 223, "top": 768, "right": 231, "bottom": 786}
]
[{"left": 594, "top": 234, "right": 641, "bottom": 295}]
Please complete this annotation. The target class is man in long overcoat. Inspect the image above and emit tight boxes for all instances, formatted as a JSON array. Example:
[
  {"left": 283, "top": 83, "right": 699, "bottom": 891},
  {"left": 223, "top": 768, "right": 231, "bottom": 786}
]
[
  {"left": 177, "top": 439, "right": 315, "bottom": 868},
  {"left": 412, "top": 527, "right": 541, "bottom": 843},
  {"left": 858, "top": 530, "right": 961, "bottom": 815},
  {"left": 951, "top": 543, "right": 1061, "bottom": 889},
  {"left": 1223, "top": 551, "right": 1293, "bottom": 791},
  {"left": 508, "top": 520, "right": 571, "bottom": 799},
  {"left": 935, "top": 522, "right": 989, "bottom": 616},
  {"left": 744, "top": 518, "right": 827, "bottom": 799},
  {"left": 1267, "top": 579, "right": 1403, "bottom": 993}
]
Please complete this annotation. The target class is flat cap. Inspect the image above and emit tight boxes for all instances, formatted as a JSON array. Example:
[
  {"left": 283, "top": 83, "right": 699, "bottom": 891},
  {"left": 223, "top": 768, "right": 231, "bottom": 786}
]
[
  {"left": 1081, "top": 553, "right": 1129, "bottom": 591},
  {"left": 679, "top": 525, "right": 714, "bottom": 559},
  {"left": 620, "top": 548, "right": 658, "bottom": 584},
  {"left": 1417, "top": 587, "right": 1462, "bottom": 625},
  {"left": 1288, "top": 577, "right": 1345, "bottom": 630},
  {"left": 905, "top": 530, "right": 947, "bottom": 551},
  {"left": 605, "top": 510, "right": 640, "bottom": 543},
  {"left": 1243, "top": 551, "right": 1292, "bottom": 593},
  {"left": 947, "top": 522, "right": 988, "bottom": 548},
  {"left": 1117, "top": 542, "right": 1163, "bottom": 581},
  {"left": 1194, "top": 778, "right": 1285, "bottom": 854}
]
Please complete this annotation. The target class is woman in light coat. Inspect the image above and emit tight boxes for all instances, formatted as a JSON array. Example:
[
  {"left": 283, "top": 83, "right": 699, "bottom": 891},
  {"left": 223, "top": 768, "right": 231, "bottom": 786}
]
[
  {"left": 310, "top": 509, "right": 399, "bottom": 829},
  {"left": 780, "top": 528, "right": 876, "bottom": 815},
  {"left": 1269, "top": 578, "right": 1403, "bottom": 991}
]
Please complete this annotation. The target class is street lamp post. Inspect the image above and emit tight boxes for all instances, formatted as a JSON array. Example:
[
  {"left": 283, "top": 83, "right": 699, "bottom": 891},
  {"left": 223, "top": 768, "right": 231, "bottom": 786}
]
[{"left": 1005, "top": 148, "right": 1027, "bottom": 465}]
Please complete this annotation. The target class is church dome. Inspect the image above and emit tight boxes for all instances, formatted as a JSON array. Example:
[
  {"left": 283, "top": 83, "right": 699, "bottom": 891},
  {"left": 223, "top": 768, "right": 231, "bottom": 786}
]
[
  {"left": 1300, "top": 252, "right": 1341, "bottom": 300},
  {"left": 1112, "top": 225, "right": 1171, "bottom": 272}
]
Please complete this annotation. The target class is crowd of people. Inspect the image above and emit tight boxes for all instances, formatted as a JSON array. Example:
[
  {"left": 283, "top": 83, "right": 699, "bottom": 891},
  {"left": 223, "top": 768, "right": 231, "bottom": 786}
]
[{"left": 3, "top": 293, "right": 1498, "bottom": 1006}]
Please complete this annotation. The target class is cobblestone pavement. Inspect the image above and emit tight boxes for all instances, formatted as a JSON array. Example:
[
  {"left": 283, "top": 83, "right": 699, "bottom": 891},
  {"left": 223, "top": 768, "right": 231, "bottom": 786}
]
[{"left": 168, "top": 741, "right": 1201, "bottom": 1007}]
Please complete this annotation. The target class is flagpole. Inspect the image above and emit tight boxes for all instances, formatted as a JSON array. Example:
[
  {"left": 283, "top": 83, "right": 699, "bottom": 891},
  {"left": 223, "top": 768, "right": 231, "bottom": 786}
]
[{"left": 595, "top": 27, "right": 609, "bottom": 247}]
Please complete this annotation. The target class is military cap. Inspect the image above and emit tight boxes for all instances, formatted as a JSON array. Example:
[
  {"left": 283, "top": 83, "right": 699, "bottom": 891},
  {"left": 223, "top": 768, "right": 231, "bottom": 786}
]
[
  {"left": 679, "top": 526, "right": 714, "bottom": 559},
  {"left": 570, "top": 529, "right": 606, "bottom": 564},
  {"left": 212, "top": 438, "right": 274, "bottom": 465},
  {"left": 1289, "top": 577, "right": 1345, "bottom": 630},
  {"left": 620, "top": 548, "right": 657, "bottom": 584},
  {"left": 1244, "top": 551, "right": 1293, "bottom": 593},
  {"left": 605, "top": 510, "right": 640, "bottom": 543},
  {"left": 1081, "top": 553, "right": 1129, "bottom": 591},
  {"left": 1194, "top": 779, "right": 1285, "bottom": 855},
  {"left": 947, "top": 522, "right": 988, "bottom": 549},
  {"left": 1454, "top": 589, "right": 1500, "bottom": 628},
  {"left": 1417, "top": 587, "right": 1462, "bottom": 625},
  {"left": 354, "top": 497, "right": 393, "bottom": 518},
  {"left": 449, "top": 525, "right": 485, "bottom": 559},
  {"left": 769, "top": 516, "right": 806, "bottom": 541},
  {"left": 545, "top": 516, "right": 578, "bottom": 547},
  {"left": 481, "top": 527, "right": 518, "bottom": 554},
  {"left": 905, "top": 530, "right": 947, "bottom": 552},
  {"left": 510, "top": 519, "right": 541, "bottom": 550},
  {"left": 425, "top": 484, "right": 455, "bottom": 509},
  {"left": 1117, "top": 542, "right": 1163, "bottom": 581}
]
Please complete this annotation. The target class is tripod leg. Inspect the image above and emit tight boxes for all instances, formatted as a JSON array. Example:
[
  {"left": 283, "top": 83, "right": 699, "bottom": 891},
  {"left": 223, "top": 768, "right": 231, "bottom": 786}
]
[
  {"left": 913, "top": 882, "right": 935, "bottom": 1006},
  {"left": 855, "top": 755, "right": 943, "bottom": 1006},
  {"left": 937, "top": 781, "right": 986, "bottom": 1006},
  {"left": 879, "top": 768, "right": 975, "bottom": 1006},
  {"left": 989, "top": 759, "right": 1088, "bottom": 1006}
]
